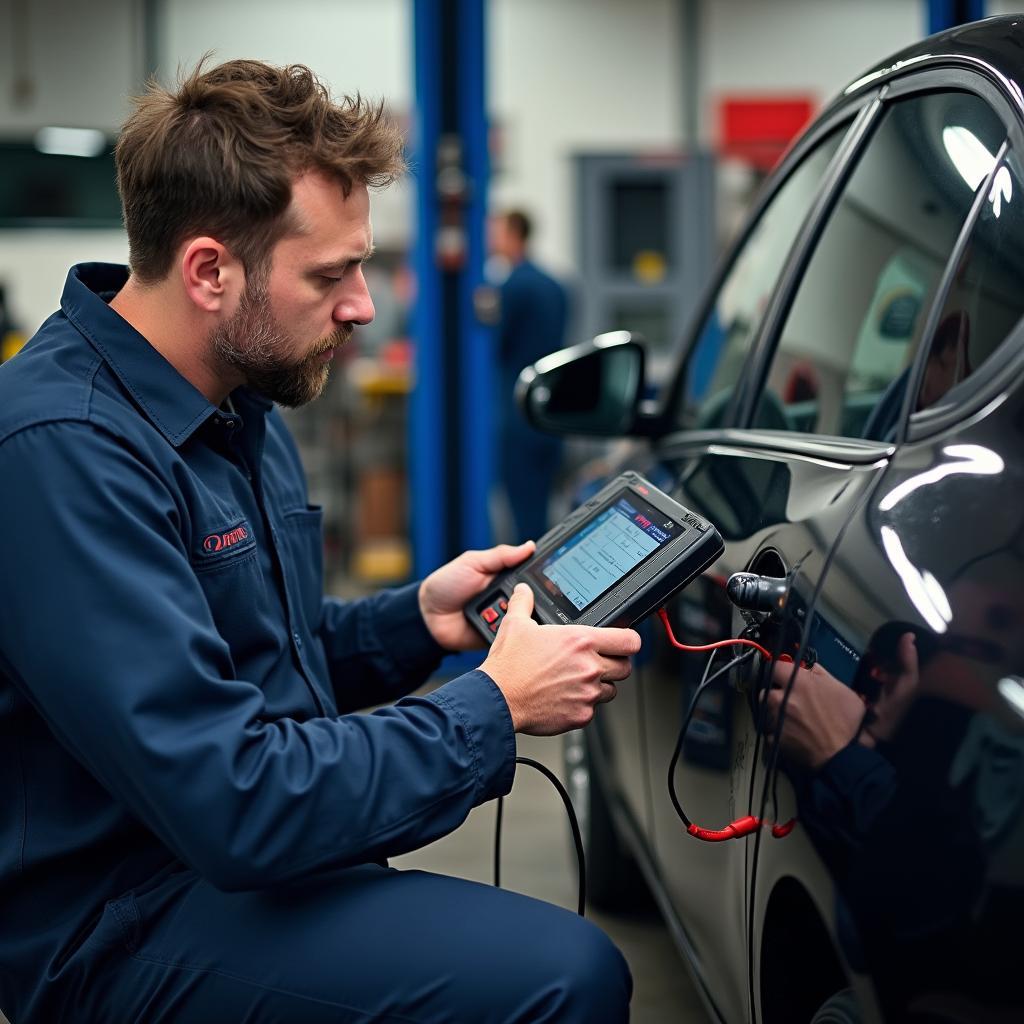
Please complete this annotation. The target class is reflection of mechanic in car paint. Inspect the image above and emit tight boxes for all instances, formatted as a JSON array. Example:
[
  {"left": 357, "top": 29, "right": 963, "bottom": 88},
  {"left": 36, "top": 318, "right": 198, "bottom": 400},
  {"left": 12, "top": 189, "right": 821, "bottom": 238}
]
[
  {"left": 862, "top": 310, "right": 971, "bottom": 441},
  {"left": 760, "top": 560, "right": 1024, "bottom": 1018}
]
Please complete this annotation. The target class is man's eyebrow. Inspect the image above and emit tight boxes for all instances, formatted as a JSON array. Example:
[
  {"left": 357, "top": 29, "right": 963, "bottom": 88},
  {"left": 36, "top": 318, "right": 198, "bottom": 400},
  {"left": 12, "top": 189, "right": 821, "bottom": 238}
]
[{"left": 309, "top": 245, "right": 376, "bottom": 275}]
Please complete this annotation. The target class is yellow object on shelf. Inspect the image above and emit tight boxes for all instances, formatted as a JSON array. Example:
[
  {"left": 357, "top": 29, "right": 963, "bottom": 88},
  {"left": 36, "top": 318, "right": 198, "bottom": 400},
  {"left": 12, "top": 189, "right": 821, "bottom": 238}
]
[
  {"left": 633, "top": 250, "right": 666, "bottom": 285},
  {"left": 350, "top": 356, "right": 412, "bottom": 397},
  {"left": 1, "top": 331, "right": 27, "bottom": 363},
  {"left": 352, "top": 538, "right": 412, "bottom": 583}
]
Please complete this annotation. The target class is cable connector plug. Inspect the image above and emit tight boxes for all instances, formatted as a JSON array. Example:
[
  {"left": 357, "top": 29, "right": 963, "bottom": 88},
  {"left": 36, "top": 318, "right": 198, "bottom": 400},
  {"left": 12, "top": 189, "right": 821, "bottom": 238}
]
[{"left": 687, "top": 815, "right": 761, "bottom": 842}]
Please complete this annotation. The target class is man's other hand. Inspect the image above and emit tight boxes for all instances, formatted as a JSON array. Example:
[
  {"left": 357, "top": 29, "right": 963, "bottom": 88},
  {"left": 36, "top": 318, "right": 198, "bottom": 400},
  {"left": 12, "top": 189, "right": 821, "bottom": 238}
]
[
  {"left": 481, "top": 583, "right": 641, "bottom": 735},
  {"left": 762, "top": 660, "right": 867, "bottom": 769},
  {"left": 418, "top": 540, "right": 536, "bottom": 651}
]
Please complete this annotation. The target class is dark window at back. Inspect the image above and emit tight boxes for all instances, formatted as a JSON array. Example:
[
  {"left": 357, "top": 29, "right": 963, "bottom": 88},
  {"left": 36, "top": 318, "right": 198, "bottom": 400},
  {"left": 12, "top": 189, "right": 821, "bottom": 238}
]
[
  {"left": 753, "top": 90, "right": 1006, "bottom": 441},
  {"left": 0, "top": 142, "right": 121, "bottom": 227},
  {"left": 914, "top": 152, "right": 1024, "bottom": 415},
  {"left": 610, "top": 180, "right": 671, "bottom": 273}
]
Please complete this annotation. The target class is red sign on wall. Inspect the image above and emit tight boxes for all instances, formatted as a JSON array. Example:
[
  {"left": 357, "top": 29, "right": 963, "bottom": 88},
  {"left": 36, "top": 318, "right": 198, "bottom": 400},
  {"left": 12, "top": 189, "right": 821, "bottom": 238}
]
[{"left": 719, "top": 96, "right": 816, "bottom": 171}]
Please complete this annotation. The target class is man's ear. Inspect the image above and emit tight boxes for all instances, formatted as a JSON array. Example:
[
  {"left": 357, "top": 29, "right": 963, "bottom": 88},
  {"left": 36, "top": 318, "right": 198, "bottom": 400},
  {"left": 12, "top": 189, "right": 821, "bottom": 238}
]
[{"left": 181, "top": 237, "right": 244, "bottom": 314}]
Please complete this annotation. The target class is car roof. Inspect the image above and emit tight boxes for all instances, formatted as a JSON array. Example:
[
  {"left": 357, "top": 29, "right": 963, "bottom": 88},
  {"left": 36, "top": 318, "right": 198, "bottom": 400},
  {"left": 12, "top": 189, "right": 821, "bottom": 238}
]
[{"left": 833, "top": 15, "right": 1024, "bottom": 121}]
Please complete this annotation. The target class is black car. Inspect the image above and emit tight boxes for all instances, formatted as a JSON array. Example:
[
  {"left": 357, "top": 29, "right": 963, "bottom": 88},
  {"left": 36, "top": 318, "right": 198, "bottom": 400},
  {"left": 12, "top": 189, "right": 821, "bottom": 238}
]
[{"left": 518, "top": 16, "right": 1024, "bottom": 1024}]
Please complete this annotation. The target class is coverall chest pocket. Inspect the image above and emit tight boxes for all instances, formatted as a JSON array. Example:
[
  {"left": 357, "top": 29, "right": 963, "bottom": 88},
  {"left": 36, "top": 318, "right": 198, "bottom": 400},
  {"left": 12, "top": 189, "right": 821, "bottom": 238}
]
[
  {"left": 279, "top": 505, "right": 325, "bottom": 633},
  {"left": 189, "top": 516, "right": 267, "bottom": 659}
]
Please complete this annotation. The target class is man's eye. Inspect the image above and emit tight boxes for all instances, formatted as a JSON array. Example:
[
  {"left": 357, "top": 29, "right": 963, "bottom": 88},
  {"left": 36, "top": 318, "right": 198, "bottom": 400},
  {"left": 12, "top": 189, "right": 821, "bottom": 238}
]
[{"left": 318, "top": 275, "right": 342, "bottom": 285}]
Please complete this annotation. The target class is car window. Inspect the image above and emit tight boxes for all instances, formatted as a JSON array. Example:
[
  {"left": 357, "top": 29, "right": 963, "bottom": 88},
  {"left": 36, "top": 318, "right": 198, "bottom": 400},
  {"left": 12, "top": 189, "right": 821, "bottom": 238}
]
[
  {"left": 674, "top": 126, "right": 847, "bottom": 429},
  {"left": 753, "top": 90, "right": 1006, "bottom": 440},
  {"left": 912, "top": 151, "right": 1024, "bottom": 416}
]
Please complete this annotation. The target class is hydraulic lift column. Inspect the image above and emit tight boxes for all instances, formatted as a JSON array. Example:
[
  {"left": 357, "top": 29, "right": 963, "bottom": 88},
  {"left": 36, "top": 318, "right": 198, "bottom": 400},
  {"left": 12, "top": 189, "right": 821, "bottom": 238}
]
[{"left": 411, "top": 0, "right": 492, "bottom": 579}]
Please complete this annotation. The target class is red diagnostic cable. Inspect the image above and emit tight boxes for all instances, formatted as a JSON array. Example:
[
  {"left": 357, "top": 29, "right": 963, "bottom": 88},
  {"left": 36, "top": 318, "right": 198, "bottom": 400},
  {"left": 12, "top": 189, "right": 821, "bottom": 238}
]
[
  {"left": 657, "top": 607, "right": 795, "bottom": 842},
  {"left": 656, "top": 607, "right": 772, "bottom": 660}
]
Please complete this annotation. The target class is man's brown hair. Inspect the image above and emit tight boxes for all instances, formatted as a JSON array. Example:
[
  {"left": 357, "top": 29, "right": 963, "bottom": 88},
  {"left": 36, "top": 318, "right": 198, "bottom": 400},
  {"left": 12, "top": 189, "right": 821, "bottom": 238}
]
[{"left": 115, "top": 57, "right": 405, "bottom": 283}]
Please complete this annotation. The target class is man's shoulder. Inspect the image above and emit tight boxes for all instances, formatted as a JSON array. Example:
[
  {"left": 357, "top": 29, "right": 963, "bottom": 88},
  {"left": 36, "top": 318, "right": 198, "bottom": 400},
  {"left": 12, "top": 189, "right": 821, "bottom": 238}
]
[
  {"left": 508, "top": 260, "right": 566, "bottom": 299},
  {"left": 0, "top": 312, "right": 136, "bottom": 447}
]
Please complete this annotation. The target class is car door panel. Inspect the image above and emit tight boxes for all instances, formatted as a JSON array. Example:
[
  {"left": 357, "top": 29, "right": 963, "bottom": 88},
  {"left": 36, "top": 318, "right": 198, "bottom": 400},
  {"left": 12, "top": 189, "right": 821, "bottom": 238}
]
[
  {"left": 628, "top": 434, "right": 892, "bottom": 1023},
  {"left": 751, "top": 389, "right": 1024, "bottom": 1023}
]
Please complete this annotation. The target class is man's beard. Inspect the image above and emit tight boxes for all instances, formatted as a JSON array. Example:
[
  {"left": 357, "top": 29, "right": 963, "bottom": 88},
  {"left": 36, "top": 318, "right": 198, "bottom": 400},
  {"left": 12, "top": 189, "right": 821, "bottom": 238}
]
[{"left": 211, "top": 281, "right": 351, "bottom": 408}]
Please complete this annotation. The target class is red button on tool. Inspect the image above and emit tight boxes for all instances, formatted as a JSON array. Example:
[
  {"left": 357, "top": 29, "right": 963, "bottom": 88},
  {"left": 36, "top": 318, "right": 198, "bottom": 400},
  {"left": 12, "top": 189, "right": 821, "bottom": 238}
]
[
  {"left": 489, "top": 621, "right": 499, "bottom": 633},
  {"left": 498, "top": 599, "right": 508, "bottom": 611},
  {"left": 482, "top": 608, "right": 499, "bottom": 623}
]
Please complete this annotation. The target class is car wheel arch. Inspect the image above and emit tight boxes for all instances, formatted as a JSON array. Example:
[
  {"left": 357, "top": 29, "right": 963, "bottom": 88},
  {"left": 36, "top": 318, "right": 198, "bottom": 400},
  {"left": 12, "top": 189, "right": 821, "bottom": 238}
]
[{"left": 758, "top": 876, "right": 852, "bottom": 1024}]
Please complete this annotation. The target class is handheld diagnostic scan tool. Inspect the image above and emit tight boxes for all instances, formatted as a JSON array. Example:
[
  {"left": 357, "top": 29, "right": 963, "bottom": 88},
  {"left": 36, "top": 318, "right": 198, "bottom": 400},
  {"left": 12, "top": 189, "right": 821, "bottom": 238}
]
[{"left": 466, "top": 471, "right": 724, "bottom": 642}]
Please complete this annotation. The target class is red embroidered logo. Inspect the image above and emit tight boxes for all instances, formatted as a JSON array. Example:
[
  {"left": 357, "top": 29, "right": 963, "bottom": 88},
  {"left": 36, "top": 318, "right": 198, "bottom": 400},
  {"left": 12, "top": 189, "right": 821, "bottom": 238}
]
[{"left": 203, "top": 525, "right": 249, "bottom": 553}]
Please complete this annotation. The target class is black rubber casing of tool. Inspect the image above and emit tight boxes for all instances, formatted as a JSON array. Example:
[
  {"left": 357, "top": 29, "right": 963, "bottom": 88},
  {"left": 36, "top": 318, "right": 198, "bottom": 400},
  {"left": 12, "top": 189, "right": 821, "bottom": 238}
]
[{"left": 465, "top": 471, "right": 724, "bottom": 643}]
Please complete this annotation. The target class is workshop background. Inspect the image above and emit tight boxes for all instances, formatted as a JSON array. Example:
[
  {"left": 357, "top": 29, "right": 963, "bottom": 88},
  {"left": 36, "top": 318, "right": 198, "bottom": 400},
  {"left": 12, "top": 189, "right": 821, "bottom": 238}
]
[{"left": 0, "top": 2, "right": 1006, "bottom": 1021}]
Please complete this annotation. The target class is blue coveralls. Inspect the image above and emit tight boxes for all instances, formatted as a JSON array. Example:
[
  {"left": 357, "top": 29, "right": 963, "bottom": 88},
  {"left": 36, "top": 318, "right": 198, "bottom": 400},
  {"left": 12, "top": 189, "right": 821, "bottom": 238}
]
[
  {"left": 0, "top": 265, "right": 631, "bottom": 1022},
  {"left": 497, "top": 261, "right": 568, "bottom": 543}
]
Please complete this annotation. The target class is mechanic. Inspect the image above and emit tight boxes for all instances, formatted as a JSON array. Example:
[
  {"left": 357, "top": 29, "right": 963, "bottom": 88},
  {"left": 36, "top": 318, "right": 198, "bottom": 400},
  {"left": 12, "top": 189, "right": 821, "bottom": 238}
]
[
  {"left": 0, "top": 59, "right": 639, "bottom": 1023},
  {"left": 489, "top": 209, "right": 569, "bottom": 543}
]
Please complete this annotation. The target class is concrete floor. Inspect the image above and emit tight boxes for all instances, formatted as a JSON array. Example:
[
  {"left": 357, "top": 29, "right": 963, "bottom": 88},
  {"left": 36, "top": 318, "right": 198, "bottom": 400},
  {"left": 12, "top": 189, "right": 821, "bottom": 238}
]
[{"left": 393, "top": 731, "right": 710, "bottom": 1023}]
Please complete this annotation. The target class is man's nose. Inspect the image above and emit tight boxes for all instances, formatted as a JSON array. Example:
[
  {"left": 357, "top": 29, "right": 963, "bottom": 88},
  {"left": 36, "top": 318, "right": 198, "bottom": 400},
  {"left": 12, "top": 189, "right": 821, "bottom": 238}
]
[{"left": 335, "top": 271, "right": 375, "bottom": 326}]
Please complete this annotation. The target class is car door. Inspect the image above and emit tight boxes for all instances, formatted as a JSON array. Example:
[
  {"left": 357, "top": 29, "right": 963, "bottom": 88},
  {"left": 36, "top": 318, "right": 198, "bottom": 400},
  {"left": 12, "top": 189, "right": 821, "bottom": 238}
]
[
  {"left": 584, "top": 97, "right": 861, "bottom": 941},
  {"left": 750, "top": 130, "right": 1024, "bottom": 1024},
  {"left": 591, "top": 98, "right": 876, "bottom": 1023},
  {"left": 637, "top": 80, "right": 1010, "bottom": 1023},
  {"left": 730, "top": 76, "right": 1016, "bottom": 1023}
]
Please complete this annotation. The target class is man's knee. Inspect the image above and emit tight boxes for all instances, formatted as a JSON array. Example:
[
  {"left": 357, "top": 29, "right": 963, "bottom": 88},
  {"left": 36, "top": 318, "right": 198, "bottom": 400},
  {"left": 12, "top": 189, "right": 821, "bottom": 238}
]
[{"left": 539, "top": 918, "right": 632, "bottom": 1023}]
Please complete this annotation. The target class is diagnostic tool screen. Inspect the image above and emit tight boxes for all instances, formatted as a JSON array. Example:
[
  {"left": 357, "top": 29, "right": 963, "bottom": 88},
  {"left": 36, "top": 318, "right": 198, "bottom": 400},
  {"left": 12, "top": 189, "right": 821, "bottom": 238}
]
[{"left": 527, "top": 489, "right": 682, "bottom": 617}]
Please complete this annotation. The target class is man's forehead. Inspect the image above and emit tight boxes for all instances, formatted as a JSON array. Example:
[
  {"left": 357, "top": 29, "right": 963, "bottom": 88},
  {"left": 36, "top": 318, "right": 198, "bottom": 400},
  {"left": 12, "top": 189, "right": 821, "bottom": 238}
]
[
  {"left": 288, "top": 171, "right": 370, "bottom": 225},
  {"left": 282, "top": 176, "right": 372, "bottom": 257}
]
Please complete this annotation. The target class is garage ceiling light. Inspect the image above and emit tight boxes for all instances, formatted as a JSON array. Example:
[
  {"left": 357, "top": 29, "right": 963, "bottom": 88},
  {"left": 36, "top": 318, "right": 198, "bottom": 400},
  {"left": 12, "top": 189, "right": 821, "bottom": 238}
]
[
  {"left": 942, "top": 125, "right": 996, "bottom": 190},
  {"left": 34, "top": 127, "right": 107, "bottom": 158}
]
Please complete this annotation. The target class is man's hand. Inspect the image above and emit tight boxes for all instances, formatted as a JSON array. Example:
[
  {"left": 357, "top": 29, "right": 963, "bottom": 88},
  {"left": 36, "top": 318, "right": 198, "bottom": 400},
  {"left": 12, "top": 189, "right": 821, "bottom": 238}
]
[
  {"left": 418, "top": 540, "right": 536, "bottom": 651},
  {"left": 867, "top": 631, "right": 919, "bottom": 743},
  {"left": 762, "top": 660, "right": 867, "bottom": 770},
  {"left": 481, "top": 584, "right": 641, "bottom": 735}
]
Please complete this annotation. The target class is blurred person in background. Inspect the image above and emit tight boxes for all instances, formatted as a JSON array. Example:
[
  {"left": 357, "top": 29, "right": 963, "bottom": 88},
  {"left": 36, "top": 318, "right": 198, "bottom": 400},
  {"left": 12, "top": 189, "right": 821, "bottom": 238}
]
[
  {"left": 489, "top": 209, "right": 569, "bottom": 543},
  {"left": 0, "top": 59, "right": 638, "bottom": 1024}
]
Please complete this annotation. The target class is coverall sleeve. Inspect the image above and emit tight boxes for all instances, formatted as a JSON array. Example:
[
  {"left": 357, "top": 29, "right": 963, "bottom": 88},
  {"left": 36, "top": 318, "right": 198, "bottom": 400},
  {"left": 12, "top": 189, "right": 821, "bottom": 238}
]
[
  {"left": 0, "top": 421, "right": 516, "bottom": 892},
  {"left": 317, "top": 585, "right": 450, "bottom": 713}
]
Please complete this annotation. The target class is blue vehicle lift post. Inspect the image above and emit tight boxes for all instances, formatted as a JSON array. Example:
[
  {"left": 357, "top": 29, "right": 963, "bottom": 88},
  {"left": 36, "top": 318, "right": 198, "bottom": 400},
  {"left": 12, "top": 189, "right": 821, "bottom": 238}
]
[{"left": 411, "top": 0, "right": 493, "bottom": 582}]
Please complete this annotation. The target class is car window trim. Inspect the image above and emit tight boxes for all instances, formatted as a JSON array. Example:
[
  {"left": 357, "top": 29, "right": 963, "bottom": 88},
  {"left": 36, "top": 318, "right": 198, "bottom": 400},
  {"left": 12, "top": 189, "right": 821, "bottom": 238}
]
[
  {"left": 653, "top": 90, "right": 879, "bottom": 435},
  {"left": 732, "top": 95, "right": 886, "bottom": 427},
  {"left": 893, "top": 137, "right": 1012, "bottom": 444},
  {"left": 654, "top": 427, "right": 894, "bottom": 467},
  {"left": 740, "top": 68, "right": 1023, "bottom": 443},
  {"left": 882, "top": 64, "right": 1024, "bottom": 138}
]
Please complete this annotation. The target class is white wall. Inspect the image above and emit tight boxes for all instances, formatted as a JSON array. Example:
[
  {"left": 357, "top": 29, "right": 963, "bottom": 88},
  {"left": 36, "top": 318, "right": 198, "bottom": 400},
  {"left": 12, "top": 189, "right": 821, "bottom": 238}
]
[
  {"left": 489, "top": 0, "right": 924, "bottom": 275},
  {"left": 987, "top": 3, "right": 1024, "bottom": 17},
  {"left": 157, "top": 0, "right": 413, "bottom": 252},
  {"left": 0, "top": 0, "right": 931, "bottom": 333},
  {"left": 0, "top": 230, "right": 129, "bottom": 332},
  {"left": 702, "top": 0, "right": 922, "bottom": 113},
  {"left": 0, "top": 0, "right": 142, "bottom": 133},
  {"left": 489, "top": 0, "right": 684, "bottom": 275}
]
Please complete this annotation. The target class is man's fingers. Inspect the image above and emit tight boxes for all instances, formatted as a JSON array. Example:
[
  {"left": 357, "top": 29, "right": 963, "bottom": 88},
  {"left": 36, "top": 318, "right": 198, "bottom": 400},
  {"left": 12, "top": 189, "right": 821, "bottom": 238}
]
[
  {"left": 596, "top": 682, "right": 618, "bottom": 704},
  {"left": 599, "top": 655, "right": 633, "bottom": 683},
  {"left": 897, "top": 631, "right": 918, "bottom": 677},
  {"left": 468, "top": 541, "right": 536, "bottom": 575},
  {"left": 588, "top": 627, "right": 643, "bottom": 657},
  {"left": 760, "top": 689, "right": 782, "bottom": 727},
  {"left": 504, "top": 582, "right": 535, "bottom": 618}
]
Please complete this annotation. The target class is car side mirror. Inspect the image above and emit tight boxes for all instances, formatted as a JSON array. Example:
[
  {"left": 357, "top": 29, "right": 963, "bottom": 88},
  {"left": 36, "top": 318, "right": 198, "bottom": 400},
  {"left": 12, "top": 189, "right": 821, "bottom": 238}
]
[{"left": 514, "top": 331, "right": 651, "bottom": 437}]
